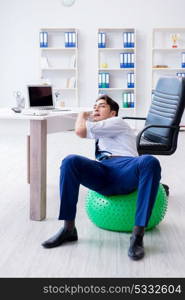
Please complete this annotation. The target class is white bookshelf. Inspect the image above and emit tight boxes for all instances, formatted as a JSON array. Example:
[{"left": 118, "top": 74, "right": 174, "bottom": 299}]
[
  {"left": 97, "top": 28, "right": 136, "bottom": 122},
  {"left": 39, "top": 28, "right": 78, "bottom": 107},
  {"left": 152, "top": 28, "right": 185, "bottom": 125},
  {"left": 152, "top": 28, "right": 185, "bottom": 89}
]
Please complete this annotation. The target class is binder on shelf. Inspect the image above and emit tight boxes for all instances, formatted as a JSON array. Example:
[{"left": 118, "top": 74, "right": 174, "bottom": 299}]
[
  {"left": 122, "top": 92, "right": 135, "bottom": 108},
  {"left": 120, "top": 53, "right": 124, "bottom": 68},
  {"left": 98, "top": 73, "right": 102, "bottom": 88},
  {"left": 127, "top": 72, "right": 134, "bottom": 88},
  {"left": 127, "top": 92, "right": 131, "bottom": 107},
  {"left": 131, "top": 53, "right": 134, "bottom": 68},
  {"left": 43, "top": 32, "right": 48, "bottom": 47},
  {"left": 98, "top": 72, "right": 110, "bottom": 88},
  {"left": 65, "top": 32, "right": 69, "bottom": 47},
  {"left": 127, "top": 53, "right": 131, "bottom": 68},
  {"left": 65, "top": 32, "right": 76, "bottom": 48},
  {"left": 123, "top": 32, "right": 128, "bottom": 48},
  {"left": 98, "top": 32, "right": 106, "bottom": 48},
  {"left": 131, "top": 32, "right": 135, "bottom": 48},
  {"left": 72, "top": 32, "right": 76, "bottom": 47},
  {"left": 176, "top": 72, "right": 185, "bottom": 77},
  {"left": 101, "top": 73, "right": 106, "bottom": 88},
  {"left": 120, "top": 53, "right": 134, "bottom": 68},
  {"left": 40, "top": 32, "right": 44, "bottom": 48},
  {"left": 69, "top": 32, "right": 72, "bottom": 47},
  {"left": 131, "top": 92, "right": 135, "bottom": 107},
  {"left": 40, "top": 32, "right": 48, "bottom": 48},
  {"left": 127, "top": 32, "right": 131, "bottom": 48},
  {"left": 181, "top": 52, "right": 185, "bottom": 68},
  {"left": 122, "top": 92, "right": 128, "bottom": 108},
  {"left": 123, "top": 32, "right": 134, "bottom": 48},
  {"left": 105, "top": 73, "right": 110, "bottom": 88}
]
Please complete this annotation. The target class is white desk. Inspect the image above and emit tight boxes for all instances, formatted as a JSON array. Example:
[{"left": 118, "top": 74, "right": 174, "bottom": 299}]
[{"left": 0, "top": 108, "right": 86, "bottom": 221}]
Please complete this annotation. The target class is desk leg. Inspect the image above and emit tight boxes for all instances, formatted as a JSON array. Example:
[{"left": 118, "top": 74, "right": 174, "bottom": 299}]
[
  {"left": 30, "top": 120, "right": 47, "bottom": 221},
  {"left": 27, "top": 135, "right": 30, "bottom": 184}
]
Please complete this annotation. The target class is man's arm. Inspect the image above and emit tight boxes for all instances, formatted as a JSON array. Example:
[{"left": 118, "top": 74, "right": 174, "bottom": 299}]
[{"left": 75, "top": 112, "right": 91, "bottom": 138}]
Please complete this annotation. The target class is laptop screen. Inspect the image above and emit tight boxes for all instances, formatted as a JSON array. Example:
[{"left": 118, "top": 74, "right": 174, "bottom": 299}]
[{"left": 28, "top": 86, "right": 53, "bottom": 107}]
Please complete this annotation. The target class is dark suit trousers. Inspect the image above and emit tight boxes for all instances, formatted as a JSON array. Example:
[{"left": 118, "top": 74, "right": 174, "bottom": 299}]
[{"left": 58, "top": 154, "right": 161, "bottom": 227}]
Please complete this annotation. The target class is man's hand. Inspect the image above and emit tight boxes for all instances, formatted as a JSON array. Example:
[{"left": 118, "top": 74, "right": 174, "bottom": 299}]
[
  {"left": 75, "top": 111, "right": 92, "bottom": 138},
  {"left": 80, "top": 111, "right": 92, "bottom": 120}
]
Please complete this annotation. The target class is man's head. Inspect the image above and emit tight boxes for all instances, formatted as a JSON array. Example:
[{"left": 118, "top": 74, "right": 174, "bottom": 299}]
[{"left": 92, "top": 95, "right": 119, "bottom": 121}]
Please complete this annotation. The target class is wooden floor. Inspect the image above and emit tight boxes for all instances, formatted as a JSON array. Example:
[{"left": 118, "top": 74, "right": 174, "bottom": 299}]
[{"left": 0, "top": 130, "right": 185, "bottom": 278}]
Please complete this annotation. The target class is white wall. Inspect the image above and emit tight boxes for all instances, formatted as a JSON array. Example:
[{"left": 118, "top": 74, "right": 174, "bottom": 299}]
[{"left": 0, "top": 0, "right": 185, "bottom": 121}]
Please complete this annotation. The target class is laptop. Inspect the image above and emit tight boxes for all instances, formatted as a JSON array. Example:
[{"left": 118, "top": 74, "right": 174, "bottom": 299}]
[{"left": 27, "top": 85, "right": 70, "bottom": 111}]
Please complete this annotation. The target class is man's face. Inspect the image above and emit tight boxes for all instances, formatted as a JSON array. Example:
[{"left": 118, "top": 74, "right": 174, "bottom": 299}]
[{"left": 92, "top": 99, "right": 116, "bottom": 121}]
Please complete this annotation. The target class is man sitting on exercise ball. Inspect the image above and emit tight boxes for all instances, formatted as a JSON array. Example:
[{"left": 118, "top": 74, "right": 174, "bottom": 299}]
[{"left": 42, "top": 95, "right": 161, "bottom": 261}]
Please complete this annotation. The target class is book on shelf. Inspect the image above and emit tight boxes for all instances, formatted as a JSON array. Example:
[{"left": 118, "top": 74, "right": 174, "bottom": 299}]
[{"left": 66, "top": 76, "right": 76, "bottom": 88}]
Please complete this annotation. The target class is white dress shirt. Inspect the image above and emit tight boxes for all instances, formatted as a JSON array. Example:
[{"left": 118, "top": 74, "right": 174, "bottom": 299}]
[{"left": 86, "top": 116, "right": 138, "bottom": 157}]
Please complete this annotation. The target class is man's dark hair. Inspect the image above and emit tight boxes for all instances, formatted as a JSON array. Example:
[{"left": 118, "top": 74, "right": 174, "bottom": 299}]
[{"left": 96, "top": 95, "right": 119, "bottom": 116}]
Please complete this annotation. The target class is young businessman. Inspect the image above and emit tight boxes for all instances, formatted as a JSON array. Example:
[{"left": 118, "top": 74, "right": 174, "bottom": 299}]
[{"left": 42, "top": 95, "right": 161, "bottom": 260}]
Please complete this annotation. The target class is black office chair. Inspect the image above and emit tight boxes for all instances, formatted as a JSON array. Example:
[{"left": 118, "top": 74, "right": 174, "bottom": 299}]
[{"left": 123, "top": 76, "right": 185, "bottom": 196}]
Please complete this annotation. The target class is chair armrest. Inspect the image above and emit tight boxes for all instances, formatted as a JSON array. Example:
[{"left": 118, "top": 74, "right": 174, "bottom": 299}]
[
  {"left": 122, "top": 117, "right": 146, "bottom": 120},
  {"left": 137, "top": 124, "right": 179, "bottom": 146}
]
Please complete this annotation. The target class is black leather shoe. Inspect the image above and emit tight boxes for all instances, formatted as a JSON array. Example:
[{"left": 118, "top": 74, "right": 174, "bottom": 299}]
[
  {"left": 128, "top": 234, "right": 144, "bottom": 260},
  {"left": 42, "top": 227, "right": 78, "bottom": 248}
]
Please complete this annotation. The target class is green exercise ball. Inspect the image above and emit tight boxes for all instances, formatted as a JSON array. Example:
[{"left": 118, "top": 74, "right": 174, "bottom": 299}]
[{"left": 85, "top": 184, "right": 168, "bottom": 232}]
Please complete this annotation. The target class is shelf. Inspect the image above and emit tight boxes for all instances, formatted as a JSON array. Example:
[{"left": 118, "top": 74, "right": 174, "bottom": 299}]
[
  {"left": 120, "top": 107, "right": 136, "bottom": 110},
  {"left": 98, "top": 88, "right": 135, "bottom": 91},
  {"left": 153, "top": 28, "right": 185, "bottom": 32},
  {"left": 152, "top": 28, "right": 185, "bottom": 103},
  {"left": 98, "top": 28, "right": 136, "bottom": 115},
  {"left": 41, "top": 28, "right": 77, "bottom": 32},
  {"left": 40, "top": 47, "right": 77, "bottom": 51},
  {"left": 41, "top": 68, "right": 77, "bottom": 71},
  {"left": 152, "top": 48, "right": 185, "bottom": 51},
  {"left": 99, "top": 68, "right": 135, "bottom": 71},
  {"left": 99, "top": 28, "right": 135, "bottom": 32},
  {"left": 152, "top": 68, "right": 185, "bottom": 71},
  {"left": 40, "top": 27, "right": 78, "bottom": 106},
  {"left": 57, "top": 88, "right": 77, "bottom": 90},
  {"left": 98, "top": 48, "right": 134, "bottom": 51}
]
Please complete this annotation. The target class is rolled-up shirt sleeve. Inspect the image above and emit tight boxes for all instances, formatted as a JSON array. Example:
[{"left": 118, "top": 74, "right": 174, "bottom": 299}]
[{"left": 86, "top": 117, "right": 127, "bottom": 139}]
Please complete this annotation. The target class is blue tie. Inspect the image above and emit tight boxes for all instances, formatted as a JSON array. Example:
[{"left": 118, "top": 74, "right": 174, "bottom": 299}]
[{"left": 95, "top": 139, "right": 112, "bottom": 161}]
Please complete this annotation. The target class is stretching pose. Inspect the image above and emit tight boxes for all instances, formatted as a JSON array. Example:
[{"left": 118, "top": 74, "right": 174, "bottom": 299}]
[{"left": 42, "top": 95, "right": 161, "bottom": 260}]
